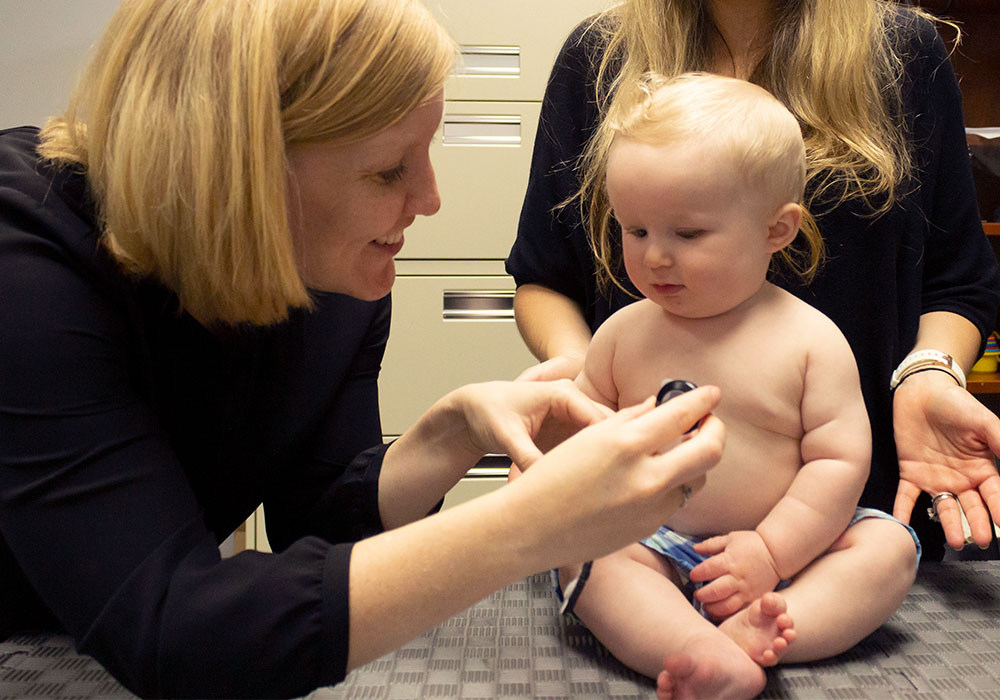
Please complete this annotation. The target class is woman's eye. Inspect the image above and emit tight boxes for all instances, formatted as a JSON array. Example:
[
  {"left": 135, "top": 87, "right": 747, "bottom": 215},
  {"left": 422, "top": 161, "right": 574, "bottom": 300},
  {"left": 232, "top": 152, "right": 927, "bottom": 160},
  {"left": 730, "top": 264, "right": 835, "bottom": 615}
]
[{"left": 376, "top": 164, "right": 406, "bottom": 184}]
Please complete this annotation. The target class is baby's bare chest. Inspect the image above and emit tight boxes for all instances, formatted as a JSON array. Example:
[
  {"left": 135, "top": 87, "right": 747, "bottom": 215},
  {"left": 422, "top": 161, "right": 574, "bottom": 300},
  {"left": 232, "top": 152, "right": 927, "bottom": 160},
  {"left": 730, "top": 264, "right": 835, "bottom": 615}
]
[{"left": 613, "top": 325, "right": 805, "bottom": 439}]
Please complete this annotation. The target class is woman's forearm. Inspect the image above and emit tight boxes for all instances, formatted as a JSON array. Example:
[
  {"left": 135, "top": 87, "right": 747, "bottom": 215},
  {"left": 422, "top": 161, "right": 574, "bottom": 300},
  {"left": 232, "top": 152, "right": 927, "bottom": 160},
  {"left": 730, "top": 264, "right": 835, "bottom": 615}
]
[
  {"left": 513, "top": 284, "right": 592, "bottom": 362},
  {"left": 910, "top": 310, "right": 984, "bottom": 372},
  {"left": 347, "top": 483, "right": 548, "bottom": 670},
  {"left": 377, "top": 390, "right": 483, "bottom": 531}
]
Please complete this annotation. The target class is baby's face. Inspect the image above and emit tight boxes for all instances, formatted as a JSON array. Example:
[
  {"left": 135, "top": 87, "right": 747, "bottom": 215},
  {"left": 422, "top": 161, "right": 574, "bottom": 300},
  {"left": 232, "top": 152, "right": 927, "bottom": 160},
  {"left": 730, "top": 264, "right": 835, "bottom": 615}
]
[{"left": 607, "top": 137, "right": 778, "bottom": 319}]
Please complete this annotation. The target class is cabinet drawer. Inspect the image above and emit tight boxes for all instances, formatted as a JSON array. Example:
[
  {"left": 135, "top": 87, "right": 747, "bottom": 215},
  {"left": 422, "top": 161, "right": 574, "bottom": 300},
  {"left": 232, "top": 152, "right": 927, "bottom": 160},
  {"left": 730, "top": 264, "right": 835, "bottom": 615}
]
[
  {"left": 442, "top": 474, "right": 508, "bottom": 510},
  {"left": 427, "top": 0, "right": 613, "bottom": 101},
  {"left": 379, "top": 275, "right": 536, "bottom": 435},
  {"left": 403, "top": 101, "right": 540, "bottom": 259}
]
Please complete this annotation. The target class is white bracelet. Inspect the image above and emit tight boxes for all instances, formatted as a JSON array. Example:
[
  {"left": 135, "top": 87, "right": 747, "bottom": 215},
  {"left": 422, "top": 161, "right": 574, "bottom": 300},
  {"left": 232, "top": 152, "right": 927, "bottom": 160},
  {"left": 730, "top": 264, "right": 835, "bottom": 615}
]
[{"left": 889, "top": 349, "right": 967, "bottom": 390}]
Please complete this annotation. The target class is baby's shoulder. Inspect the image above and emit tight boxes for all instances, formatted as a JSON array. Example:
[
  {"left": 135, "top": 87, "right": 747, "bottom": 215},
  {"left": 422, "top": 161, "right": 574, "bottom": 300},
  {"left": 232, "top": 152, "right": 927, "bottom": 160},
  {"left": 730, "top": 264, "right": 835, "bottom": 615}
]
[
  {"left": 769, "top": 286, "right": 845, "bottom": 339},
  {"left": 766, "top": 289, "right": 859, "bottom": 380},
  {"left": 595, "top": 299, "right": 660, "bottom": 335}
]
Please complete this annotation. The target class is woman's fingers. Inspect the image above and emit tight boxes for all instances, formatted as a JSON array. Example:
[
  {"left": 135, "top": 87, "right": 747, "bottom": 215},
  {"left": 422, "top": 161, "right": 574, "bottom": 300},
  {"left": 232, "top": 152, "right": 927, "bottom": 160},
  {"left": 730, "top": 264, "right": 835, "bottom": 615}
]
[
  {"left": 650, "top": 414, "right": 725, "bottom": 488},
  {"left": 958, "top": 491, "right": 994, "bottom": 549},
  {"left": 624, "top": 386, "right": 722, "bottom": 454},
  {"left": 502, "top": 424, "right": 545, "bottom": 469},
  {"left": 509, "top": 379, "right": 612, "bottom": 468},
  {"left": 934, "top": 494, "right": 967, "bottom": 550},
  {"left": 892, "top": 480, "right": 921, "bottom": 525},
  {"left": 547, "top": 378, "right": 615, "bottom": 426}
]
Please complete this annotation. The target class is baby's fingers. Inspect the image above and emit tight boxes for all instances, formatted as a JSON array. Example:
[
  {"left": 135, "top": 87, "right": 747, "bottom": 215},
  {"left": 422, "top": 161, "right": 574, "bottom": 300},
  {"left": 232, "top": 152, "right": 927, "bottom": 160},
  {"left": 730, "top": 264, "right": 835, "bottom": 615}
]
[
  {"left": 701, "top": 596, "right": 746, "bottom": 621},
  {"left": 693, "top": 573, "right": 737, "bottom": 602},
  {"left": 688, "top": 550, "right": 730, "bottom": 583},
  {"left": 692, "top": 535, "right": 729, "bottom": 556}
]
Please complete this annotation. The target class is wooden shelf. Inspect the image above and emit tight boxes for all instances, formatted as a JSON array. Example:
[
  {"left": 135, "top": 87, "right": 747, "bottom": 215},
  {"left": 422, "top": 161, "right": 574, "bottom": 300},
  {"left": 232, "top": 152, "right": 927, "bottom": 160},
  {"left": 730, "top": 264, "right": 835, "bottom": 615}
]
[
  {"left": 971, "top": 220, "right": 1000, "bottom": 394},
  {"left": 969, "top": 371, "right": 1000, "bottom": 394}
]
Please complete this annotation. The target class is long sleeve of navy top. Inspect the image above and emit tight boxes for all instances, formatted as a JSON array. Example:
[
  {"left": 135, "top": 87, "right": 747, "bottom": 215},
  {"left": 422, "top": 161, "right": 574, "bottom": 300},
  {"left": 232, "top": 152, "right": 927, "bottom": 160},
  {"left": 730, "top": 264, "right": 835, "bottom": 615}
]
[
  {"left": 0, "top": 127, "right": 391, "bottom": 697},
  {"left": 506, "top": 9, "right": 1000, "bottom": 558}
]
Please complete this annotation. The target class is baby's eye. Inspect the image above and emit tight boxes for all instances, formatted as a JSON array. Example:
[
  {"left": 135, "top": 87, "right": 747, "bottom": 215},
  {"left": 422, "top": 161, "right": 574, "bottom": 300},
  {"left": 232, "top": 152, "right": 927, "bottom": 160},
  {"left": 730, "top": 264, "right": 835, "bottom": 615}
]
[
  {"left": 675, "top": 229, "right": 705, "bottom": 239},
  {"left": 626, "top": 228, "right": 648, "bottom": 239},
  {"left": 375, "top": 164, "right": 406, "bottom": 184}
]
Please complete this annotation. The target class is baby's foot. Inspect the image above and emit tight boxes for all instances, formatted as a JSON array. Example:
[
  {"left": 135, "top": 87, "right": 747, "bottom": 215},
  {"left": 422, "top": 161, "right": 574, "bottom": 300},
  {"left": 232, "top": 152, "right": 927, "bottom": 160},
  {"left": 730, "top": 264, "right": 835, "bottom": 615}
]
[
  {"left": 718, "top": 592, "right": 796, "bottom": 667},
  {"left": 655, "top": 633, "right": 766, "bottom": 700}
]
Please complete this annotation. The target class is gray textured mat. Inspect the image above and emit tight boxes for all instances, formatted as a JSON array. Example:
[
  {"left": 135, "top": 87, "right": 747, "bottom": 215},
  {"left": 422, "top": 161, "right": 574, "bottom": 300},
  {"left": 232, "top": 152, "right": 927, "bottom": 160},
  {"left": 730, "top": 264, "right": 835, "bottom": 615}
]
[{"left": 2, "top": 562, "right": 999, "bottom": 699}]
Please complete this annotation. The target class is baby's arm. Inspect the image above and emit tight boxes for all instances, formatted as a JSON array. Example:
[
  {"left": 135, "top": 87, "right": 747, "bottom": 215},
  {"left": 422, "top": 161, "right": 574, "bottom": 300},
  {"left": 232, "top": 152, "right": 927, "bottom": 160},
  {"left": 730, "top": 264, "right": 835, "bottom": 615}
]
[
  {"left": 692, "top": 321, "right": 870, "bottom": 616},
  {"left": 753, "top": 325, "right": 871, "bottom": 577},
  {"left": 519, "top": 314, "right": 621, "bottom": 461},
  {"left": 574, "top": 315, "right": 621, "bottom": 411}
]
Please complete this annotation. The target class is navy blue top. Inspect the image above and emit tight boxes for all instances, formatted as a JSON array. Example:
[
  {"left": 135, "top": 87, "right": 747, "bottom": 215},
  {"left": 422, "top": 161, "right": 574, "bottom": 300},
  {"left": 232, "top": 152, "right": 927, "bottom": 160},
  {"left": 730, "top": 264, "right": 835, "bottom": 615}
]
[
  {"left": 0, "top": 127, "right": 391, "bottom": 697},
  {"left": 506, "top": 10, "right": 1000, "bottom": 558}
]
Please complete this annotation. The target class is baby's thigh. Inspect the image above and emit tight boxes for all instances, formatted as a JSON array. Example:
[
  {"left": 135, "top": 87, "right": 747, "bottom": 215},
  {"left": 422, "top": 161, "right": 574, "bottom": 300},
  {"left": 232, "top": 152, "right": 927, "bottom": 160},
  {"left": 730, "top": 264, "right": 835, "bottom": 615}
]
[{"left": 621, "top": 542, "right": 685, "bottom": 587}]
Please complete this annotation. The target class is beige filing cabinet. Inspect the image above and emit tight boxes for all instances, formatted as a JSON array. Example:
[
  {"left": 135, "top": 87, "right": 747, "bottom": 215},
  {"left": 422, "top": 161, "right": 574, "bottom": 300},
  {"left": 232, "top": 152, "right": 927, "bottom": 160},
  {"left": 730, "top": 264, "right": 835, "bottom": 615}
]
[{"left": 379, "top": 0, "right": 613, "bottom": 512}]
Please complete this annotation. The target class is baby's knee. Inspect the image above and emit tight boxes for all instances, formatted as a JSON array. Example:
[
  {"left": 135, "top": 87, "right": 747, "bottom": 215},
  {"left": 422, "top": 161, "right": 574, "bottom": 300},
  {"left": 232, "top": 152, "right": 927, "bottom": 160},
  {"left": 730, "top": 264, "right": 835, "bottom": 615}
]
[{"left": 855, "top": 518, "right": 919, "bottom": 578}]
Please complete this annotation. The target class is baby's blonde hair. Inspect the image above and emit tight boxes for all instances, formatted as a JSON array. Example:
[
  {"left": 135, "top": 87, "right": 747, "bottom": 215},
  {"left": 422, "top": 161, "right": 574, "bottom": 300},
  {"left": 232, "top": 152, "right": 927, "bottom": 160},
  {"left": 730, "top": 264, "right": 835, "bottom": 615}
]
[
  {"left": 598, "top": 72, "right": 823, "bottom": 294},
  {"left": 38, "top": 0, "right": 456, "bottom": 325}
]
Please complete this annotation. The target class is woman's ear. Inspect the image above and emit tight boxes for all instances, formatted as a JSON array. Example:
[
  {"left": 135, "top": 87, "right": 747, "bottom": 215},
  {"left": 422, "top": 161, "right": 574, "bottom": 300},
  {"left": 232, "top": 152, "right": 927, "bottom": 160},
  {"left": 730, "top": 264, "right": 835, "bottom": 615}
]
[{"left": 767, "top": 203, "right": 803, "bottom": 253}]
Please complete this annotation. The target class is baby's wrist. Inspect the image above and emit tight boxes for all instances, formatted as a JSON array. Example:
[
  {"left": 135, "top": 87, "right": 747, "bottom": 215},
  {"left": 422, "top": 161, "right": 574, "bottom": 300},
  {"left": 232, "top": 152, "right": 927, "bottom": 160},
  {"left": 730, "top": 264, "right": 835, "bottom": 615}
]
[{"left": 752, "top": 527, "right": 790, "bottom": 579}]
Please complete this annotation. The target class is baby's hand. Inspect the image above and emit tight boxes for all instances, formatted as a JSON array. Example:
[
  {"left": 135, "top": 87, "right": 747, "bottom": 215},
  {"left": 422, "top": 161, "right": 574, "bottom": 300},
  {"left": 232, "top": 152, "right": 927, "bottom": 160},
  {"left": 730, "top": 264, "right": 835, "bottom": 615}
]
[{"left": 688, "top": 530, "right": 781, "bottom": 620}]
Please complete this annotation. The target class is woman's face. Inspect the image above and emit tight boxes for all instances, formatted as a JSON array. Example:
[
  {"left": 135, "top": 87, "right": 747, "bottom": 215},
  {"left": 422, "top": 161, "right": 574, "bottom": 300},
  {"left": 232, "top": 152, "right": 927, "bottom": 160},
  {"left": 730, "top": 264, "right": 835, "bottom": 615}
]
[{"left": 285, "top": 93, "right": 444, "bottom": 300}]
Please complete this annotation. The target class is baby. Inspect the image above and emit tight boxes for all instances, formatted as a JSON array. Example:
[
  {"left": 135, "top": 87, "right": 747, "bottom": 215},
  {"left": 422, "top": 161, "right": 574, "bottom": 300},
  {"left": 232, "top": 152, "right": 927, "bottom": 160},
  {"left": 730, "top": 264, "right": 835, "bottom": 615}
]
[{"left": 560, "top": 73, "right": 921, "bottom": 700}]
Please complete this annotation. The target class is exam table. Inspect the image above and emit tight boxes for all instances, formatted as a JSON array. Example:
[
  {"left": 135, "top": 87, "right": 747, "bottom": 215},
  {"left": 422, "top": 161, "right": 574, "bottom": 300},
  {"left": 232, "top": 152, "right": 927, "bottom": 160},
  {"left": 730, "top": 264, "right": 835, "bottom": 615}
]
[{"left": 2, "top": 561, "right": 998, "bottom": 699}]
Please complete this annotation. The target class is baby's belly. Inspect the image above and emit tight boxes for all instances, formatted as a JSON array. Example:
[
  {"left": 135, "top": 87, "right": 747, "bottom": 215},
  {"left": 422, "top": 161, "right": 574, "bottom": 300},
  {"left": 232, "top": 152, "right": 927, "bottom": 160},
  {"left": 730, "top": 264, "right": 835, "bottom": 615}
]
[{"left": 664, "top": 429, "right": 800, "bottom": 536}]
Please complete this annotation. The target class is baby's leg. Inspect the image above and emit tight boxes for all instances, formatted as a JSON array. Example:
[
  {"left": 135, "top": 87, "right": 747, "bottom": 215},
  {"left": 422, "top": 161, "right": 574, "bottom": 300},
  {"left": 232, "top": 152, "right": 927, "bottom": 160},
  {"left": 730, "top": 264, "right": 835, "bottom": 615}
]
[
  {"left": 567, "top": 544, "right": 766, "bottom": 700},
  {"left": 765, "top": 517, "right": 917, "bottom": 662}
]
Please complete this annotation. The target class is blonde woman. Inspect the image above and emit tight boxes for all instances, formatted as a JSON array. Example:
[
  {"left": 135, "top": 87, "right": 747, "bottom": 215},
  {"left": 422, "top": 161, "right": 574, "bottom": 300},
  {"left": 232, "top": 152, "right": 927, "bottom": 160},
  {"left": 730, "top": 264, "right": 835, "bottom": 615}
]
[
  {"left": 506, "top": 0, "right": 1000, "bottom": 562},
  {"left": 0, "top": 1, "right": 726, "bottom": 696}
]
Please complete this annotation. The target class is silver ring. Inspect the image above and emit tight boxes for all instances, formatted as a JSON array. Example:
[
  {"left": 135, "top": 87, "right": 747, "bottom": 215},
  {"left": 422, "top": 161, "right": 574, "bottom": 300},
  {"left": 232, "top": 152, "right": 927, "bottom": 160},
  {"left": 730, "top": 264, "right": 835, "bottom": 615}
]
[
  {"left": 927, "top": 491, "right": 958, "bottom": 522},
  {"left": 681, "top": 484, "right": 693, "bottom": 506}
]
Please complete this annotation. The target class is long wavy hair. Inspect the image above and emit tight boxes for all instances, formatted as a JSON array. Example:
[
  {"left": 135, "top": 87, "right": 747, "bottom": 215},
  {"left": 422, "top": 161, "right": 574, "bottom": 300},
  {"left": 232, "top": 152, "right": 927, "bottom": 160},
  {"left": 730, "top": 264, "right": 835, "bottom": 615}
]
[
  {"left": 38, "top": 0, "right": 456, "bottom": 325},
  {"left": 576, "top": 0, "right": 952, "bottom": 294}
]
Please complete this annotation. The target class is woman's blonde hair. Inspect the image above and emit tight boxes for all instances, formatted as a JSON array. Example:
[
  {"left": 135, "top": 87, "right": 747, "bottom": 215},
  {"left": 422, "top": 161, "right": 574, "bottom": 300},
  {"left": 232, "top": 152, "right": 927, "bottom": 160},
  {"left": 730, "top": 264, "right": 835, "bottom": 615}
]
[
  {"left": 38, "top": 0, "right": 456, "bottom": 325},
  {"left": 577, "top": 0, "right": 950, "bottom": 294},
  {"left": 602, "top": 72, "right": 823, "bottom": 290}
]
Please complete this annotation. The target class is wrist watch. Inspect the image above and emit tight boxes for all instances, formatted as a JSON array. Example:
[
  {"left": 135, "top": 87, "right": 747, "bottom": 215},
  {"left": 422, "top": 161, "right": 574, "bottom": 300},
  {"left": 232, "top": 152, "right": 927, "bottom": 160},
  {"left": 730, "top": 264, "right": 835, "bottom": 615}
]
[{"left": 889, "top": 349, "right": 967, "bottom": 390}]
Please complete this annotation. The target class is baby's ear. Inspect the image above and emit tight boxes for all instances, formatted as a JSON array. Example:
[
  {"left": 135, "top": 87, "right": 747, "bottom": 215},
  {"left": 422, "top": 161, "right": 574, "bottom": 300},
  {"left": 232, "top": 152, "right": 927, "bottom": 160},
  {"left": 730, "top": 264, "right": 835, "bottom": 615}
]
[{"left": 766, "top": 203, "right": 803, "bottom": 253}]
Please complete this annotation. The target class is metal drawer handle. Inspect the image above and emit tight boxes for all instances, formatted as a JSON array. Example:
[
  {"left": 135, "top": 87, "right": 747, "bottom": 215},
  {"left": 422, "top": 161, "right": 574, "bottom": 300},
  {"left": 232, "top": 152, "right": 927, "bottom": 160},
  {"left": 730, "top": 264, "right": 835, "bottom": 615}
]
[
  {"left": 467, "top": 454, "right": 512, "bottom": 477},
  {"left": 443, "top": 290, "right": 515, "bottom": 320},
  {"left": 455, "top": 45, "right": 520, "bottom": 77},
  {"left": 442, "top": 115, "right": 521, "bottom": 146}
]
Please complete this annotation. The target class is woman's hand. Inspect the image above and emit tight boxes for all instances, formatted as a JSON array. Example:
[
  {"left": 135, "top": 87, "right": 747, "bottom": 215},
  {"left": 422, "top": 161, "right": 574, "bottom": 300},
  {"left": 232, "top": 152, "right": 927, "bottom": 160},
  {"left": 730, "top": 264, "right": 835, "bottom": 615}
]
[
  {"left": 509, "top": 387, "right": 724, "bottom": 564},
  {"left": 354, "top": 385, "right": 722, "bottom": 668},
  {"left": 516, "top": 353, "right": 586, "bottom": 382},
  {"left": 380, "top": 379, "right": 609, "bottom": 530},
  {"left": 892, "top": 371, "right": 1000, "bottom": 549},
  {"left": 450, "top": 379, "right": 612, "bottom": 469}
]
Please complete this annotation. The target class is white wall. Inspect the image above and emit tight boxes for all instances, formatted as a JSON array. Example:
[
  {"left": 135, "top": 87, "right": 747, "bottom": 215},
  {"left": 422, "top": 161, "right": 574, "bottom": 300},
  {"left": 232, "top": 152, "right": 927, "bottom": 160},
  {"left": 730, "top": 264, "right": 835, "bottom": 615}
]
[{"left": 0, "top": 1, "right": 122, "bottom": 128}]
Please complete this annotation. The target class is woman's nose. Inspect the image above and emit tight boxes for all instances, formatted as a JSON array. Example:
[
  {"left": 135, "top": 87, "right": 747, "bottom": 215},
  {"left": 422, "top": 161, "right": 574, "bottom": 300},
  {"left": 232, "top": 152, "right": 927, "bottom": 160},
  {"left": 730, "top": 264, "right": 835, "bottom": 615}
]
[{"left": 408, "top": 160, "right": 441, "bottom": 217}]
